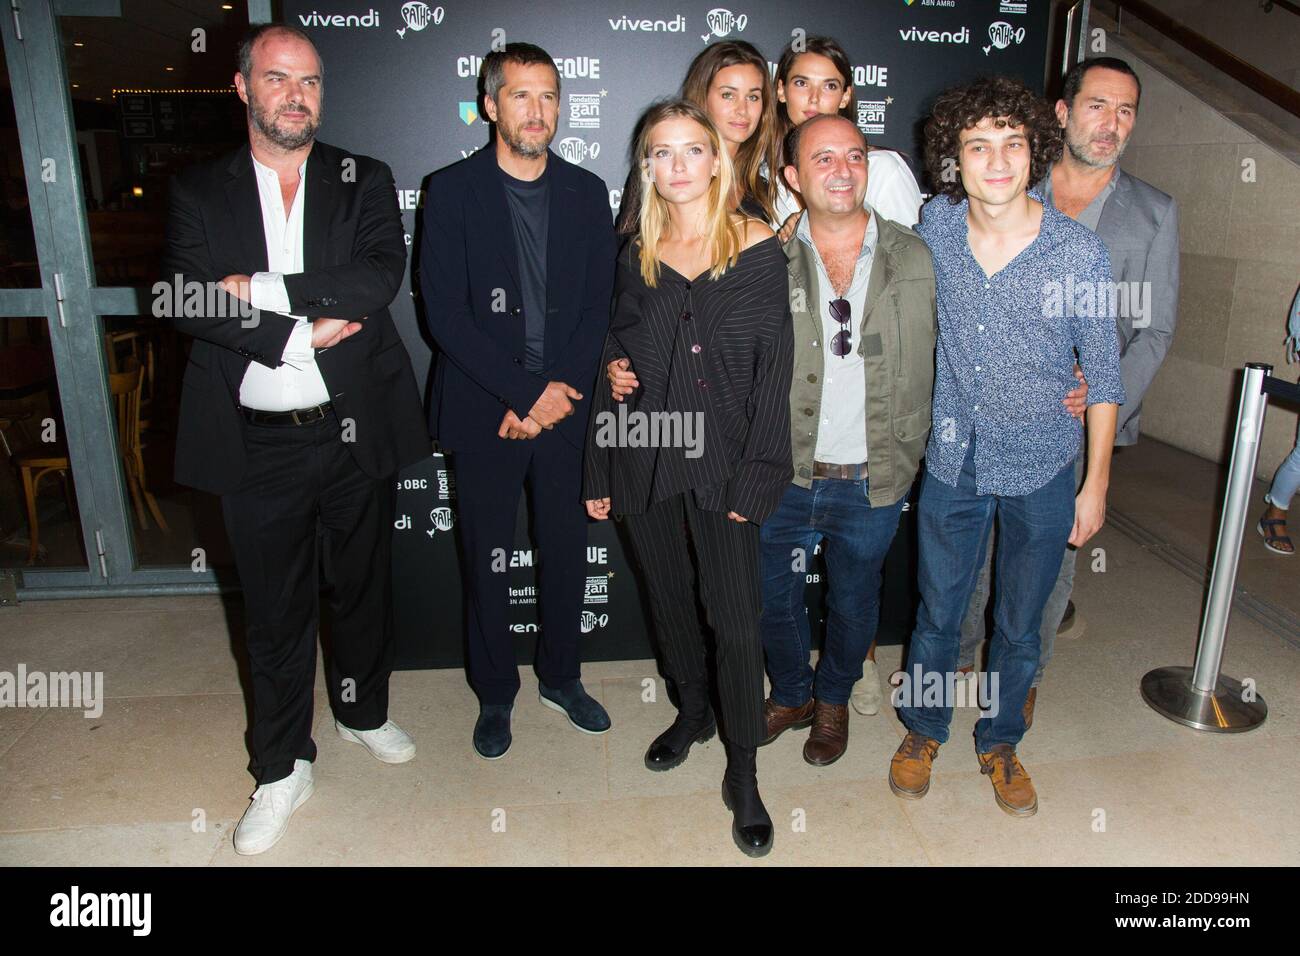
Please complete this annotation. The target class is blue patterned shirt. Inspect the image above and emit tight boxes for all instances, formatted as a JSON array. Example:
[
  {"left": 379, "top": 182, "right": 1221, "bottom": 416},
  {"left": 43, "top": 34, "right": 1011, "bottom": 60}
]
[{"left": 915, "top": 190, "right": 1125, "bottom": 496}]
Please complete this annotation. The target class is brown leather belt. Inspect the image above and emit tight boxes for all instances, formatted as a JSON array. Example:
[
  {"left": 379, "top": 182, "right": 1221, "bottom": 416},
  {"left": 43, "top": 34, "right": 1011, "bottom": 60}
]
[
  {"left": 241, "top": 402, "right": 333, "bottom": 426},
  {"left": 812, "top": 460, "right": 868, "bottom": 480}
]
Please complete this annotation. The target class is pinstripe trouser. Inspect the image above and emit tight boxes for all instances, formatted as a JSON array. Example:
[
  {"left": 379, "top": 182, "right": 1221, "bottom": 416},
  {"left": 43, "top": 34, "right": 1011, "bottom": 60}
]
[{"left": 623, "top": 492, "right": 766, "bottom": 748}]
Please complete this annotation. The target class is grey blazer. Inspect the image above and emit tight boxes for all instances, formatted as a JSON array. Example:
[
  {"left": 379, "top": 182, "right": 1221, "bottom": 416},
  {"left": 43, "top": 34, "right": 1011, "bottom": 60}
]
[{"left": 1091, "top": 168, "right": 1180, "bottom": 446}]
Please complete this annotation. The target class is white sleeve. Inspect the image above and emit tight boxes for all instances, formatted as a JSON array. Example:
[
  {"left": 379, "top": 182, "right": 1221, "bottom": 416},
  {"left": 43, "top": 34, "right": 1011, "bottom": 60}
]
[
  {"left": 866, "top": 151, "right": 924, "bottom": 228},
  {"left": 773, "top": 179, "right": 802, "bottom": 230},
  {"left": 249, "top": 271, "right": 293, "bottom": 315},
  {"left": 277, "top": 320, "right": 313, "bottom": 363}
]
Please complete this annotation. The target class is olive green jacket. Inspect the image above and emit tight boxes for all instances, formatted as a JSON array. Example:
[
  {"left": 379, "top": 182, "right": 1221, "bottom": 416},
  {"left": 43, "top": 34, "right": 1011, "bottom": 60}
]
[{"left": 783, "top": 212, "right": 938, "bottom": 507}]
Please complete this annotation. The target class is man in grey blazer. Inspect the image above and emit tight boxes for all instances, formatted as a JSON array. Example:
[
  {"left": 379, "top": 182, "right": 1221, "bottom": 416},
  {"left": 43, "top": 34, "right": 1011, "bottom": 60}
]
[{"left": 957, "top": 56, "right": 1179, "bottom": 727}]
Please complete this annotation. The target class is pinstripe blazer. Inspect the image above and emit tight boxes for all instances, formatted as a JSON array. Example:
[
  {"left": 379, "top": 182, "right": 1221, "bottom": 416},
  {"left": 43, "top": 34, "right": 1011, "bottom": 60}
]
[{"left": 583, "top": 234, "right": 794, "bottom": 524}]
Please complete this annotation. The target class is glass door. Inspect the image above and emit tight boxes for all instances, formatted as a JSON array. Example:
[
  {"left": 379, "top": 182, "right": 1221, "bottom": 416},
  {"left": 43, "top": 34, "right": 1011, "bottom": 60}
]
[{"left": 1, "top": 0, "right": 266, "bottom": 598}]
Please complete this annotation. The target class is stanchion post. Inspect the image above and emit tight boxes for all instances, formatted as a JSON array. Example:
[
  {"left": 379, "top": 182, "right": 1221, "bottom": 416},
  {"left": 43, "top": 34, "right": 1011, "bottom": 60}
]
[{"left": 1140, "top": 363, "right": 1270, "bottom": 732}]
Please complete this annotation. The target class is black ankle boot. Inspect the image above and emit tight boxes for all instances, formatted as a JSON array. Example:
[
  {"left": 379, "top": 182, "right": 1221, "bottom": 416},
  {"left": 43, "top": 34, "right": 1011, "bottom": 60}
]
[
  {"left": 721, "top": 739, "right": 773, "bottom": 857},
  {"left": 644, "top": 679, "right": 716, "bottom": 771}
]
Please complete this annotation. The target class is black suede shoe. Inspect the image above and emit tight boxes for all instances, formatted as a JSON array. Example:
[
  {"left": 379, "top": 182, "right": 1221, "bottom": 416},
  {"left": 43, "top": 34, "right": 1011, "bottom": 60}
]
[
  {"left": 539, "top": 679, "right": 611, "bottom": 735},
  {"left": 721, "top": 739, "right": 773, "bottom": 858},
  {"left": 473, "top": 703, "right": 513, "bottom": 760},
  {"left": 644, "top": 679, "right": 715, "bottom": 772}
]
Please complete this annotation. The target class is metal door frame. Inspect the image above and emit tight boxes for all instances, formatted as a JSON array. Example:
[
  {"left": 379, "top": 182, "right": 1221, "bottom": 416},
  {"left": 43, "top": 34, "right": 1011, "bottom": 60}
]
[{"left": 0, "top": 0, "right": 271, "bottom": 599}]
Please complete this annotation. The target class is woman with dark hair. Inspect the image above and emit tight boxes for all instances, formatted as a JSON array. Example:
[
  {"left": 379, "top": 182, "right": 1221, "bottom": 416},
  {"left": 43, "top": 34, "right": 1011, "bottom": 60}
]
[
  {"left": 616, "top": 41, "right": 780, "bottom": 234},
  {"left": 770, "top": 35, "right": 924, "bottom": 234},
  {"left": 585, "top": 100, "right": 793, "bottom": 857}
]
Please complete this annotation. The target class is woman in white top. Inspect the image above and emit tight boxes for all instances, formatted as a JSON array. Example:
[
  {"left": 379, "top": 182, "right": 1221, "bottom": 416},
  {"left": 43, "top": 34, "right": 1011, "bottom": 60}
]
[{"left": 770, "top": 36, "right": 924, "bottom": 234}]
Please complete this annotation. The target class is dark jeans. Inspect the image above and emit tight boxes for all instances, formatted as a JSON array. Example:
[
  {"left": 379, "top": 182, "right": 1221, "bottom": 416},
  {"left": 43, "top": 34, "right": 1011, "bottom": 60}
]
[
  {"left": 958, "top": 454, "right": 1085, "bottom": 684},
  {"left": 900, "top": 440, "right": 1075, "bottom": 751},
  {"left": 759, "top": 478, "right": 905, "bottom": 707}
]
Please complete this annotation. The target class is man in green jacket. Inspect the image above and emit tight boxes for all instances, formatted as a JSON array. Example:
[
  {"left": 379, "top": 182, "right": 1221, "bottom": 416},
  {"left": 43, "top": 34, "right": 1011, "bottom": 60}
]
[{"left": 757, "top": 114, "right": 938, "bottom": 766}]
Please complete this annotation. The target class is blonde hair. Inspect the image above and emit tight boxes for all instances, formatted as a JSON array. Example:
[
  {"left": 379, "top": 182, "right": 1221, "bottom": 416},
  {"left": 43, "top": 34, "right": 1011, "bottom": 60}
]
[{"left": 632, "top": 100, "right": 742, "bottom": 288}]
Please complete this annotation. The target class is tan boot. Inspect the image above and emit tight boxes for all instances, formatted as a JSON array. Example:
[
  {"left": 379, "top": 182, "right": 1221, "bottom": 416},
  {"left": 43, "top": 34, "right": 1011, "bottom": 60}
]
[
  {"left": 977, "top": 744, "right": 1038, "bottom": 817},
  {"left": 889, "top": 732, "right": 940, "bottom": 799},
  {"left": 1023, "top": 687, "right": 1037, "bottom": 731}
]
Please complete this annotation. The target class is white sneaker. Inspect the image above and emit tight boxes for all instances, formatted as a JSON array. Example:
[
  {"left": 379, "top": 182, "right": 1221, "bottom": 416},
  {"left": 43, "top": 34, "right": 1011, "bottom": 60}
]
[
  {"left": 233, "top": 759, "right": 314, "bottom": 856},
  {"left": 335, "top": 719, "right": 416, "bottom": 764},
  {"left": 850, "top": 659, "right": 883, "bottom": 716}
]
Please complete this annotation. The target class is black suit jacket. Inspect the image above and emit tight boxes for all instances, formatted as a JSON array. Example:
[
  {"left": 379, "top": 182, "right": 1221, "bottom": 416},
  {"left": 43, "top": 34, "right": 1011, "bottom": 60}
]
[
  {"left": 163, "top": 140, "right": 430, "bottom": 494},
  {"left": 417, "top": 145, "right": 617, "bottom": 453}
]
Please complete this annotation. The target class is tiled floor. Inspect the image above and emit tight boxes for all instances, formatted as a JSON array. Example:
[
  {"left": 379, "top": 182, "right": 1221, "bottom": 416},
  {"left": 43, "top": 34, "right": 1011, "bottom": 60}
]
[{"left": 1, "top": 440, "right": 1295, "bottom": 865}]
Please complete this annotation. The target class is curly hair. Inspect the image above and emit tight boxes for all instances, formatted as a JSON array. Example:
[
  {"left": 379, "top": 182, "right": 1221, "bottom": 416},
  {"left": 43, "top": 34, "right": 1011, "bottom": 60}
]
[{"left": 923, "top": 75, "right": 1062, "bottom": 203}]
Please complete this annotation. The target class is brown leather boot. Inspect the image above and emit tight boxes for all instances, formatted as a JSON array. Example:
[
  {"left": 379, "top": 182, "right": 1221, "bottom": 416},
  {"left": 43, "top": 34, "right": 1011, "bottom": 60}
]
[
  {"left": 802, "top": 700, "right": 849, "bottom": 766},
  {"left": 888, "top": 732, "right": 940, "bottom": 799},
  {"left": 977, "top": 744, "right": 1038, "bottom": 817},
  {"left": 762, "top": 697, "right": 814, "bottom": 744},
  {"left": 1023, "top": 687, "right": 1037, "bottom": 731}
]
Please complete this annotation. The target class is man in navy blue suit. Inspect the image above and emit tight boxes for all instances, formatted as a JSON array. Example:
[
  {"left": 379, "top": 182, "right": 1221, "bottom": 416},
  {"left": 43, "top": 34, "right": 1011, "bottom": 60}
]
[{"left": 419, "top": 43, "right": 617, "bottom": 759}]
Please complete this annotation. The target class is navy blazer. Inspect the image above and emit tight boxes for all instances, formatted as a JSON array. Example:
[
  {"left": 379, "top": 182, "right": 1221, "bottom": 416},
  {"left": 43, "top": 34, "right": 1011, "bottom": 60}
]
[
  {"left": 418, "top": 144, "right": 617, "bottom": 452},
  {"left": 164, "top": 140, "right": 429, "bottom": 494}
]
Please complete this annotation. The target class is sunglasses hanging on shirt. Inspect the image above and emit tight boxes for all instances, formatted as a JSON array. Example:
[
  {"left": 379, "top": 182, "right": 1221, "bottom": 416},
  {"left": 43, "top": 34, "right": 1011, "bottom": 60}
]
[{"left": 830, "top": 297, "right": 852, "bottom": 357}]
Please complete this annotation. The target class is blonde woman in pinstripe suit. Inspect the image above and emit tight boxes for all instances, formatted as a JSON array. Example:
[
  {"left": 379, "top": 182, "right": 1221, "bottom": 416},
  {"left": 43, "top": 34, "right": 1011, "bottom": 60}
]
[{"left": 584, "top": 101, "right": 793, "bottom": 857}]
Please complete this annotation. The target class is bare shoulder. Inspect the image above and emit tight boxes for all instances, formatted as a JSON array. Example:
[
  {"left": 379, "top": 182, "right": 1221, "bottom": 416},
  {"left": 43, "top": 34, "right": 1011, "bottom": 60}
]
[{"left": 735, "top": 215, "right": 776, "bottom": 251}]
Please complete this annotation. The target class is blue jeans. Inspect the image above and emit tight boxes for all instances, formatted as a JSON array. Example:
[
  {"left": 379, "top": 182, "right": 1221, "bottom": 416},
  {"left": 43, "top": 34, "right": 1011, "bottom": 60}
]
[
  {"left": 957, "top": 454, "right": 1085, "bottom": 684},
  {"left": 1266, "top": 430, "right": 1300, "bottom": 511},
  {"left": 759, "top": 478, "right": 905, "bottom": 707},
  {"left": 900, "top": 441, "right": 1076, "bottom": 751}
]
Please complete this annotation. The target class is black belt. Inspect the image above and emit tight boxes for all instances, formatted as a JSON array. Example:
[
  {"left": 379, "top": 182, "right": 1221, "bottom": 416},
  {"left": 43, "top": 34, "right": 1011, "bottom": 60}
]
[
  {"left": 812, "top": 460, "right": 868, "bottom": 480},
  {"left": 241, "top": 402, "right": 333, "bottom": 426}
]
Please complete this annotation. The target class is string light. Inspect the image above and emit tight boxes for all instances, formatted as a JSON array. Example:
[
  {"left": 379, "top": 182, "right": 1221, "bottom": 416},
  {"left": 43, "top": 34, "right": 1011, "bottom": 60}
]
[{"left": 113, "top": 88, "right": 238, "bottom": 94}]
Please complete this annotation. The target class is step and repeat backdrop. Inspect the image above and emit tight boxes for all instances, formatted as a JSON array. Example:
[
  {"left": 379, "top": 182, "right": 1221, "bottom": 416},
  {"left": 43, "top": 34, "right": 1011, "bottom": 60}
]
[{"left": 284, "top": 0, "right": 1053, "bottom": 668}]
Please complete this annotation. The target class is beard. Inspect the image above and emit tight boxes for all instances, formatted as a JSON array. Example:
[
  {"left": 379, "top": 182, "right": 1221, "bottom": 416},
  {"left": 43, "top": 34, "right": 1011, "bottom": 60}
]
[
  {"left": 249, "top": 92, "right": 321, "bottom": 151},
  {"left": 1066, "top": 129, "right": 1127, "bottom": 168},
  {"left": 498, "top": 116, "right": 553, "bottom": 159}
]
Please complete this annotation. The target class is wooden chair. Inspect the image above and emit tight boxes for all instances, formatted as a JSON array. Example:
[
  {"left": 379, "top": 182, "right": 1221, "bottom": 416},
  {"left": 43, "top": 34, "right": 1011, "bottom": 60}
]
[
  {"left": 16, "top": 360, "right": 168, "bottom": 564},
  {"left": 113, "top": 359, "right": 168, "bottom": 537},
  {"left": 105, "top": 329, "right": 157, "bottom": 431}
]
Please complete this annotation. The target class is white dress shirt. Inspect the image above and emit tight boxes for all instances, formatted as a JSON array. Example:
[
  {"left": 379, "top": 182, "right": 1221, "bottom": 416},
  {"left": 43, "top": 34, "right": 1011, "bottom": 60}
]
[
  {"left": 795, "top": 209, "right": 879, "bottom": 465},
  {"left": 774, "top": 148, "right": 924, "bottom": 231},
  {"left": 239, "top": 155, "right": 330, "bottom": 411}
]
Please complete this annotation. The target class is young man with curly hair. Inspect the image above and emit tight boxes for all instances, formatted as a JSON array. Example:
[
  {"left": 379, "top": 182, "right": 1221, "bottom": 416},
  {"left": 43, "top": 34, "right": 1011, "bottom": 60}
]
[{"left": 888, "top": 76, "right": 1125, "bottom": 816}]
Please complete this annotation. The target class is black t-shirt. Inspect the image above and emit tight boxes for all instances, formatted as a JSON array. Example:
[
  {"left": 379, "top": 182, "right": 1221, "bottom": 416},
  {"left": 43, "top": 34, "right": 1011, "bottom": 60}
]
[{"left": 500, "top": 163, "right": 550, "bottom": 373}]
